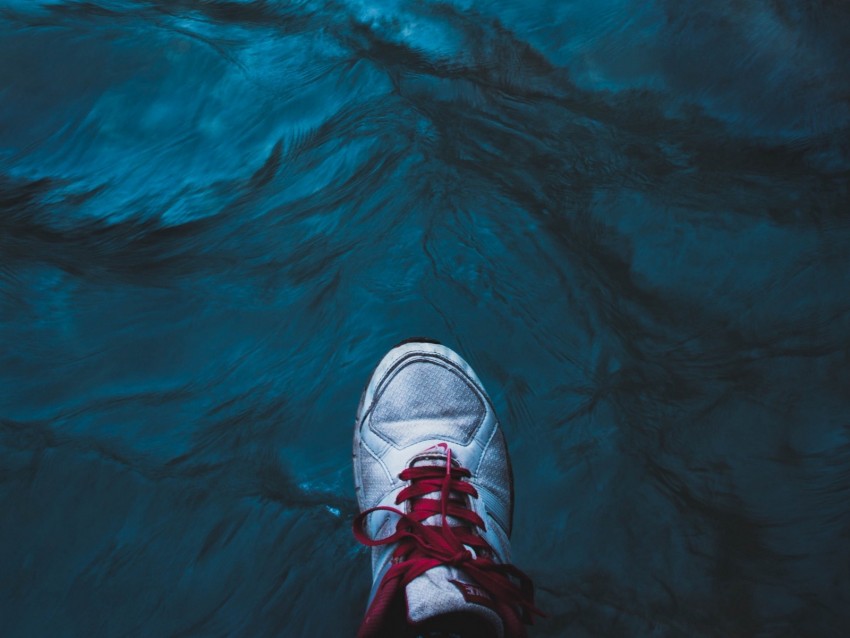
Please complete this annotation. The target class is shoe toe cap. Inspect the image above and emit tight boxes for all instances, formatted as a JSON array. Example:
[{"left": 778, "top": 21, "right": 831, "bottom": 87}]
[{"left": 367, "top": 358, "right": 486, "bottom": 448}]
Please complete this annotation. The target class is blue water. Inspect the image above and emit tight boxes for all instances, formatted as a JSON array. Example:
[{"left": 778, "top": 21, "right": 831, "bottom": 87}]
[{"left": 2, "top": 1, "right": 849, "bottom": 636}]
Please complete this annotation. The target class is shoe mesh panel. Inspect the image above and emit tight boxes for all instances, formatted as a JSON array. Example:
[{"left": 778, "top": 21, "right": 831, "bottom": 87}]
[{"left": 370, "top": 362, "right": 485, "bottom": 448}]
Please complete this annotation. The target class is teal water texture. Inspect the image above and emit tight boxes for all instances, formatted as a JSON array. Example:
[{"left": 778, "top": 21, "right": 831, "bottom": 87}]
[{"left": 1, "top": 1, "right": 849, "bottom": 636}]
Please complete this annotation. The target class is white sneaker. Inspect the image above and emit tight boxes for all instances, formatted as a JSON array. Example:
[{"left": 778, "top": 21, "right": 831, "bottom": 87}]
[{"left": 353, "top": 339, "right": 541, "bottom": 638}]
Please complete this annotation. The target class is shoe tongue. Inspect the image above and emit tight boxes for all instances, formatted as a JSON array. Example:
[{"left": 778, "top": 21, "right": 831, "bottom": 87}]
[
  {"left": 405, "top": 565, "right": 504, "bottom": 638},
  {"left": 404, "top": 450, "right": 504, "bottom": 635},
  {"left": 410, "top": 450, "right": 465, "bottom": 528},
  {"left": 410, "top": 446, "right": 451, "bottom": 468}
]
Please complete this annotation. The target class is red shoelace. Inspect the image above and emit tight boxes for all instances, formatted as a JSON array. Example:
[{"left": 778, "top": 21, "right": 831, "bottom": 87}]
[{"left": 353, "top": 446, "right": 544, "bottom": 638}]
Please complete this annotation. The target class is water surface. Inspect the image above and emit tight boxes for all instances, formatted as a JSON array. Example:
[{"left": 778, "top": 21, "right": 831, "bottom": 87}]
[{"left": 1, "top": 1, "right": 849, "bottom": 636}]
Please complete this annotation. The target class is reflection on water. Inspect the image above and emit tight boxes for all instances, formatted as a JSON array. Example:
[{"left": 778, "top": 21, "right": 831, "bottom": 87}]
[{"left": 1, "top": 1, "right": 849, "bottom": 635}]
